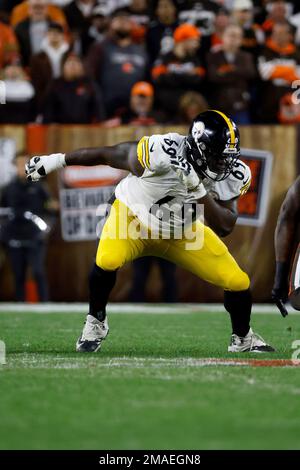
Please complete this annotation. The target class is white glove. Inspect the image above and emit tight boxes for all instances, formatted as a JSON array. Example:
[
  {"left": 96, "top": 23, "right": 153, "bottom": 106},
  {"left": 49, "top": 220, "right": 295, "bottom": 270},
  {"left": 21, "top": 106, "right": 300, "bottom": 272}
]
[{"left": 25, "top": 153, "right": 66, "bottom": 181}]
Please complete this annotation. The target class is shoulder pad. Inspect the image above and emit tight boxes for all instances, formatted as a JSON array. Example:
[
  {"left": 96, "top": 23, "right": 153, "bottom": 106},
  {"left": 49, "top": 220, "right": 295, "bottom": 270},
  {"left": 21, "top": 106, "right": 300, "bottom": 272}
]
[
  {"left": 137, "top": 133, "right": 185, "bottom": 173},
  {"left": 214, "top": 160, "right": 252, "bottom": 201}
]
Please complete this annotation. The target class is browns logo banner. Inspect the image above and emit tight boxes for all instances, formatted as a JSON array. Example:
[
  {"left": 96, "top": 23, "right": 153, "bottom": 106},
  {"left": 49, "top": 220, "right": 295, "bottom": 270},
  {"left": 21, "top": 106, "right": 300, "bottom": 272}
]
[
  {"left": 59, "top": 165, "right": 127, "bottom": 241},
  {"left": 238, "top": 148, "right": 273, "bottom": 227}
]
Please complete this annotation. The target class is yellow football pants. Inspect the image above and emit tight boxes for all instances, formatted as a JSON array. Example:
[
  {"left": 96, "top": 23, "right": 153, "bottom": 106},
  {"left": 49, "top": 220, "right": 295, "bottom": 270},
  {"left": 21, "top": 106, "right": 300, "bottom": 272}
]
[{"left": 96, "top": 199, "right": 249, "bottom": 291}]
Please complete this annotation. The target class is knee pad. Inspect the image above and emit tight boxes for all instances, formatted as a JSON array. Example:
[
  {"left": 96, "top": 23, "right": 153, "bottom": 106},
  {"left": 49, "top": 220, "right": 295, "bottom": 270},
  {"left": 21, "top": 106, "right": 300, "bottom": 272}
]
[
  {"left": 227, "top": 269, "right": 250, "bottom": 291},
  {"left": 96, "top": 251, "right": 124, "bottom": 271}
]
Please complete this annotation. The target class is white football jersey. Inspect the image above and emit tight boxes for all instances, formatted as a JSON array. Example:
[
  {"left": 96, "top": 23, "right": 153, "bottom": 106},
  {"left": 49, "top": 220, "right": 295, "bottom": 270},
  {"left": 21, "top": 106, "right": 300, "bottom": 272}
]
[{"left": 115, "top": 133, "right": 251, "bottom": 235}]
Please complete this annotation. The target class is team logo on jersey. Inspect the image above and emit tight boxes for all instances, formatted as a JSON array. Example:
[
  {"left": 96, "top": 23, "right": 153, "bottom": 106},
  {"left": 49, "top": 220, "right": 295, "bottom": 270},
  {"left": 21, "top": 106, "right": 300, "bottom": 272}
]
[{"left": 192, "top": 122, "right": 205, "bottom": 140}]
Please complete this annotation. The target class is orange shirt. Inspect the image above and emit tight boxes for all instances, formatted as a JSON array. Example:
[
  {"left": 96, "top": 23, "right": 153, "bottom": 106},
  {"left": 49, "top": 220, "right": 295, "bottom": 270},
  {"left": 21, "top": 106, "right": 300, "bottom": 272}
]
[
  {"left": 0, "top": 22, "right": 20, "bottom": 67},
  {"left": 11, "top": 1, "right": 68, "bottom": 32},
  {"left": 265, "top": 39, "right": 300, "bottom": 83}
]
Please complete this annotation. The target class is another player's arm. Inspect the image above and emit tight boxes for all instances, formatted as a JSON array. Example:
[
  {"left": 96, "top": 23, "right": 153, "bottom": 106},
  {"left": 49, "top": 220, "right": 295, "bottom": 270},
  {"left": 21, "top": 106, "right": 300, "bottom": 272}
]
[
  {"left": 197, "top": 194, "right": 238, "bottom": 237},
  {"left": 272, "top": 177, "right": 300, "bottom": 315},
  {"left": 275, "top": 177, "right": 300, "bottom": 263}
]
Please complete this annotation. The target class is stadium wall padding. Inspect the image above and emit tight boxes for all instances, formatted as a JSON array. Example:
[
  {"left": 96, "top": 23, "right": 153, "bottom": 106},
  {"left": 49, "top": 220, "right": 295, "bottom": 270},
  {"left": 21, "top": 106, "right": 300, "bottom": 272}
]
[{"left": 0, "top": 124, "right": 298, "bottom": 302}]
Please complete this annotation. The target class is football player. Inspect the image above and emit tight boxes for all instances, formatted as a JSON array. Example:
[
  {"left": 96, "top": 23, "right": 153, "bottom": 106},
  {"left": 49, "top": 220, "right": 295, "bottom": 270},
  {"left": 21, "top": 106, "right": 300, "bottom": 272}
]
[
  {"left": 272, "top": 176, "right": 300, "bottom": 316},
  {"left": 25, "top": 110, "right": 275, "bottom": 353}
]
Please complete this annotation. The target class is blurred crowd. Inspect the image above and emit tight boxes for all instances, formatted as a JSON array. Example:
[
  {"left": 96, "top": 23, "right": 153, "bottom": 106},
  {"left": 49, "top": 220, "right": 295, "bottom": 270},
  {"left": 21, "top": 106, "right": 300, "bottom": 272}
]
[
  {"left": 2, "top": 0, "right": 300, "bottom": 302},
  {"left": 0, "top": 0, "right": 300, "bottom": 125}
]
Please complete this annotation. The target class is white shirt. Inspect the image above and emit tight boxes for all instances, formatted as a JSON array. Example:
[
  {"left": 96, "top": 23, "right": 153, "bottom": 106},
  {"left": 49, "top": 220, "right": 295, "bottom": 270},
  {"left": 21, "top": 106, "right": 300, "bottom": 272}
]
[
  {"left": 40, "top": 38, "right": 69, "bottom": 78},
  {"left": 4, "top": 80, "right": 35, "bottom": 102},
  {"left": 30, "top": 21, "right": 48, "bottom": 54}
]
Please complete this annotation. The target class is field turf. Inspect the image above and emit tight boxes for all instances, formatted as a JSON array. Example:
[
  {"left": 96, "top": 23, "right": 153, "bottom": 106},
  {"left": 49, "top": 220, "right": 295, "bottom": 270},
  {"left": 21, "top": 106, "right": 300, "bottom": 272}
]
[{"left": 0, "top": 308, "right": 300, "bottom": 450}]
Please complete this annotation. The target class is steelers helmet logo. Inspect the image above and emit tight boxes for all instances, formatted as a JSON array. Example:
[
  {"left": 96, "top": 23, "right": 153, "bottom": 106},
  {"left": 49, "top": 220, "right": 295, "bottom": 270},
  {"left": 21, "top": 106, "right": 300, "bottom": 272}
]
[{"left": 192, "top": 121, "right": 205, "bottom": 140}]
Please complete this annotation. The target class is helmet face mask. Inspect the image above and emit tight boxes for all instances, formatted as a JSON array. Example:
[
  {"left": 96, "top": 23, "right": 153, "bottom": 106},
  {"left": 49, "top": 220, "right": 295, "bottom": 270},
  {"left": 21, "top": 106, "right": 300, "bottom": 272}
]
[
  {"left": 186, "top": 110, "right": 240, "bottom": 182},
  {"left": 201, "top": 146, "right": 240, "bottom": 182}
]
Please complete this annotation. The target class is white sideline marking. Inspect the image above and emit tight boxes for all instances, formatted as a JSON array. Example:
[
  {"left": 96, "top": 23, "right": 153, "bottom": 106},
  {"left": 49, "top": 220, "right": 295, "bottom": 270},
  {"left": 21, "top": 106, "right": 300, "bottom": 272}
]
[
  {"left": 0, "top": 302, "right": 299, "bottom": 314},
  {"left": 1, "top": 356, "right": 253, "bottom": 369},
  {"left": 7, "top": 356, "right": 298, "bottom": 370}
]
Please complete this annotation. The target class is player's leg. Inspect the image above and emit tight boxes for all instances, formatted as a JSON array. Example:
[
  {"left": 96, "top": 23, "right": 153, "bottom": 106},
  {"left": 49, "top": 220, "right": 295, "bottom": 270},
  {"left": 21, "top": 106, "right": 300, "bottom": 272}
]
[
  {"left": 27, "top": 241, "right": 49, "bottom": 302},
  {"left": 77, "top": 199, "right": 149, "bottom": 352},
  {"left": 128, "top": 258, "right": 153, "bottom": 302},
  {"left": 159, "top": 221, "right": 274, "bottom": 352},
  {"left": 289, "top": 243, "right": 300, "bottom": 310},
  {"left": 157, "top": 259, "right": 178, "bottom": 302},
  {"left": 7, "top": 246, "right": 27, "bottom": 301},
  {"left": 91, "top": 199, "right": 148, "bottom": 318}
]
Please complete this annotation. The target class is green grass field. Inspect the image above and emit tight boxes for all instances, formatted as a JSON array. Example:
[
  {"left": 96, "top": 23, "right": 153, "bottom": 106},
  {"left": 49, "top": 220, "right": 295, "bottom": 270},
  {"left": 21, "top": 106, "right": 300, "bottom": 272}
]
[{"left": 0, "top": 308, "right": 300, "bottom": 450}]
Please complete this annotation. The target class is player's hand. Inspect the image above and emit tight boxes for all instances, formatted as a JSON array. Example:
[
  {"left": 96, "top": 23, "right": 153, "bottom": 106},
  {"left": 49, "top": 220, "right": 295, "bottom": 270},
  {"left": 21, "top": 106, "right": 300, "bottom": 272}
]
[
  {"left": 170, "top": 154, "right": 193, "bottom": 176},
  {"left": 25, "top": 153, "right": 66, "bottom": 181},
  {"left": 272, "top": 261, "right": 289, "bottom": 317},
  {"left": 271, "top": 287, "right": 289, "bottom": 317},
  {"left": 169, "top": 155, "right": 204, "bottom": 191}
]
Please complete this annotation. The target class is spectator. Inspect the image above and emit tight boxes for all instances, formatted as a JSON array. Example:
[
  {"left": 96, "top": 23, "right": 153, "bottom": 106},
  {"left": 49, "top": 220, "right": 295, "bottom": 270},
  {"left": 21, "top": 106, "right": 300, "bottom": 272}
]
[
  {"left": 128, "top": 0, "right": 151, "bottom": 44},
  {"left": 152, "top": 23, "right": 205, "bottom": 119},
  {"left": 258, "top": 21, "right": 300, "bottom": 123},
  {"left": 11, "top": 0, "right": 68, "bottom": 29},
  {"left": 14, "top": 0, "right": 53, "bottom": 66},
  {"left": 63, "top": 0, "right": 96, "bottom": 55},
  {"left": 177, "top": 0, "right": 220, "bottom": 36},
  {"left": 207, "top": 8, "right": 230, "bottom": 52},
  {"left": 31, "top": 22, "right": 69, "bottom": 78},
  {"left": 0, "top": 20, "right": 20, "bottom": 68},
  {"left": 231, "top": 0, "right": 265, "bottom": 58},
  {"left": 0, "top": 154, "right": 54, "bottom": 302},
  {"left": 63, "top": 0, "right": 96, "bottom": 30},
  {"left": 261, "top": 1, "right": 291, "bottom": 37},
  {"left": 30, "top": 21, "right": 69, "bottom": 113},
  {"left": 146, "top": 0, "right": 178, "bottom": 65},
  {"left": 42, "top": 52, "right": 105, "bottom": 123},
  {"left": 105, "top": 81, "right": 165, "bottom": 126},
  {"left": 0, "top": 64, "right": 35, "bottom": 124},
  {"left": 177, "top": 91, "right": 208, "bottom": 124},
  {"left": 80, "top": 5, "right": 110, "bottom": 52},
  {"left": 207, "top": 24, "right": 256, "bottom": 124},
  {"left": 86, "top": 8, "right": 148, "bottom": 117}
]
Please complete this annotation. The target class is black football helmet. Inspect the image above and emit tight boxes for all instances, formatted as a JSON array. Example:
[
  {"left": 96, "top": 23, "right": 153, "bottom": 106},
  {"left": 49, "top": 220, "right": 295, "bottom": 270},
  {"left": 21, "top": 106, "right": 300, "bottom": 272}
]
[{"left": 186, "top": 110, "right": 240, "bottom": 181}]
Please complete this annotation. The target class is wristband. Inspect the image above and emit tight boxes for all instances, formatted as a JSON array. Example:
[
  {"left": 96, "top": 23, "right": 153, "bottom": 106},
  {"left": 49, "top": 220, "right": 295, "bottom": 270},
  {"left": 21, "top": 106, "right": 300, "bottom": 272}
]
[{"left": 273, "top": 261, "right": 289, "bottom": 290}]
